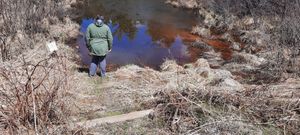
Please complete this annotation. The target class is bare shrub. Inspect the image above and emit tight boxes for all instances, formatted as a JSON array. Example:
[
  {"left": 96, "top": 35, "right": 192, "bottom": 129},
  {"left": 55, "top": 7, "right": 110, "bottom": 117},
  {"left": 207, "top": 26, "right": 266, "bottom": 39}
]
[
  {"left": 228, "top": 0, "right": 300, "bottom": 77},
  {"left": 153, "top": 87, "right": 300, "bottom": 134},
  {"left": 272, "top": 1, "right": 300, "bottom": 77},
  {"left": 0, "top": 53, "right": 72, "bottom": 134},
  {"left": 0, "top": 0, "right": 66, "bottom": 61}
]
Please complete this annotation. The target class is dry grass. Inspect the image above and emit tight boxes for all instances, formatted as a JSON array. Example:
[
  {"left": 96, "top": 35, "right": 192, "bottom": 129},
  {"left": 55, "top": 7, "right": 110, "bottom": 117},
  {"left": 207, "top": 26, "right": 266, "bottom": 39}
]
[
  {"left": 66, "top": 57, "right": 299, "bottom": 134},
  {"left": 0, "top": 44, "right": 78, "bottom": 134},
  {"left": 150, "top": 59, "right": 300, "bottom": 134},
  {"left": 0, "top": 0, "right": 79, "bottom": 62},
  {"left": 1, "top": 0, "right": 298, "bottom": 134},
  {"left": 0, "top": 0, "right": 80, "bottom": 134},
  {"left": 84, "top": 57, "right": 299, "bottom": 134}
]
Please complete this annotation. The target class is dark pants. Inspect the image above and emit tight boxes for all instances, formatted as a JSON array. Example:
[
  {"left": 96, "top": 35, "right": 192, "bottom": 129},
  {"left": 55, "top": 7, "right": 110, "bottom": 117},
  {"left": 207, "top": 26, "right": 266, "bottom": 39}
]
[{"left": 89, "top": 55, "right": 106, "bottom": 77}]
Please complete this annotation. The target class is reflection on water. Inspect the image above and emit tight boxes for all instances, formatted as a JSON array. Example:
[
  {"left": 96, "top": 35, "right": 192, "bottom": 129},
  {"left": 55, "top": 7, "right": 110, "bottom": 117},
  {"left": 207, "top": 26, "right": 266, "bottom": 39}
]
[
  {"left": 77, "top": 0, "right": 231, "bottom": 70},
  {"left": 79, "top": 19, "right": 196, "bottom": 69}
]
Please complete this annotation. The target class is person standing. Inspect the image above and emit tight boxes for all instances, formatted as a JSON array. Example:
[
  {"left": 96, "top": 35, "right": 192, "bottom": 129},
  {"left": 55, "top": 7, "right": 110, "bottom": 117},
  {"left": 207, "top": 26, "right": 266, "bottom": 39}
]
[{"left": 86, "top": 15, "right": 113, "bottom": 78}]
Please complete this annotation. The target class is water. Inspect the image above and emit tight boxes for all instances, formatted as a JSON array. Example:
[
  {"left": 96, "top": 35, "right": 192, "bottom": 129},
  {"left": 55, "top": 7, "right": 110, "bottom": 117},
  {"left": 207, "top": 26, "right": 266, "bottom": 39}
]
[{"left": 77, "top": 0, "right": 229, "bottom": 70}]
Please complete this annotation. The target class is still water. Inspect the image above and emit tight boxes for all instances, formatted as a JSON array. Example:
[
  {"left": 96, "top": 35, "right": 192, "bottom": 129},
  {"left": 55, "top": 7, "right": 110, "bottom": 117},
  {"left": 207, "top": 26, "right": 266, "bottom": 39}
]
[{"left": 77, "top": 0, "right": 228, "bottom": 70}]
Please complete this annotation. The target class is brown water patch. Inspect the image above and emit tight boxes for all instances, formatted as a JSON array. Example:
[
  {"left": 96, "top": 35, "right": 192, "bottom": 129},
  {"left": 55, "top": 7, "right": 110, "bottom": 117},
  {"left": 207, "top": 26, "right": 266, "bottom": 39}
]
[
  {"left": 147, "top": 20, "right": 200, "bottom": 47},
  {"left": 174, "top": 29, "right": 233, "bottom": 61},
  {"left": 146, "top": 20, "right": 234, "bottom": 61}
]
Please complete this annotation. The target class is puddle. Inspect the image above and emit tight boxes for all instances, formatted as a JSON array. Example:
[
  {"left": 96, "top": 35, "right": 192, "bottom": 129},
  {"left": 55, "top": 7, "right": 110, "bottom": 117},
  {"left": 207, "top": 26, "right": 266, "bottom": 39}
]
[{"left": 77, "top": 0, "right": 232, "bottom": 70}]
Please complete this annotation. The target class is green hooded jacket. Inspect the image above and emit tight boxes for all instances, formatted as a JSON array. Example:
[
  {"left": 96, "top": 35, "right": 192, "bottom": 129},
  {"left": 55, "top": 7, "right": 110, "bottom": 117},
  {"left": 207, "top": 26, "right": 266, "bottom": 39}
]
[{"left": 86, "top": 21, "right": 113, "bottom": 56}]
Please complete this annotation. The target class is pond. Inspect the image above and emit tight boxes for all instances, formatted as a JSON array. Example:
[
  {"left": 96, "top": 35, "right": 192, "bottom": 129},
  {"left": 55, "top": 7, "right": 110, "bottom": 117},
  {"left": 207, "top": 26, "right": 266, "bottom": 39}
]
[{"left": 77, "top": 0, "right": 231, "bottom": 70}]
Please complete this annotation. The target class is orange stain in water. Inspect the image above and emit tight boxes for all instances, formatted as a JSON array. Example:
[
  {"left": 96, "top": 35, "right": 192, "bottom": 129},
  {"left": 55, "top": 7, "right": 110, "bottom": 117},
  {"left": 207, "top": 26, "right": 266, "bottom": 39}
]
[
  {"left": 147, "top": 21, "right": 233, "bottom": 61},
  {"left": 148, "top": 21, "right": 199, "bottom": 45},
  {"left": 179, "top": 30, "right": 233, "bottom": 61},
  {"left": 178, "top": 31, "right": 200, "bottom": 42}
]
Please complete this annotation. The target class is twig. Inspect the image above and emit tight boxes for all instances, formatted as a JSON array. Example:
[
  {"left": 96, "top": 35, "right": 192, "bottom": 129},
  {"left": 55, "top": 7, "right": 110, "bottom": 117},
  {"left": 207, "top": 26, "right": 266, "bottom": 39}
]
[
  {"left": 30, "top": 81, "right": 38, "bottom": 135},
  {"left": 175, "top": 90, "right": 213, "bottom": 115}
]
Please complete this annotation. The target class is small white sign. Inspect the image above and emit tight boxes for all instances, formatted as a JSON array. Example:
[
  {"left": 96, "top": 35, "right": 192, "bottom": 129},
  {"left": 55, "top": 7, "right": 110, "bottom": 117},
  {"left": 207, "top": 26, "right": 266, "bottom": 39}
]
[{"left": 46, "top": 41, "right": 58, "bottom": 53}]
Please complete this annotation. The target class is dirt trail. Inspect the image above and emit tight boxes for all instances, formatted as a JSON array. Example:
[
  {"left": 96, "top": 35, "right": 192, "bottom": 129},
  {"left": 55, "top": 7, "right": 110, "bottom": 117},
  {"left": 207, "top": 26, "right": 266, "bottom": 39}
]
[
  {"left": 70, "top": 72, "right": 125, "bottom": 121},
  {"left": 68, "top": 65, "right": 159, "bottom": 130}
]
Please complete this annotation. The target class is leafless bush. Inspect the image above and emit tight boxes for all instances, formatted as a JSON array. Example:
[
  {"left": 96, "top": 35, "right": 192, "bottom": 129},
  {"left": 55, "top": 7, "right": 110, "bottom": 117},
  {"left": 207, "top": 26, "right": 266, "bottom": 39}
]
[
  {"left": 272, "top": 1, "right": 300, "bottom": 77},
  {"left": 154, "top": 87, "right": 300, "bottom": 134},
  {"left": 0, "top": 53, "right": 72, "bottom": 134},
  {"left": 229, "top": 0, "right": 300, "bottom": 77},
  {"left": 0, "top": 0, "right": 65, "bottom": 61}
]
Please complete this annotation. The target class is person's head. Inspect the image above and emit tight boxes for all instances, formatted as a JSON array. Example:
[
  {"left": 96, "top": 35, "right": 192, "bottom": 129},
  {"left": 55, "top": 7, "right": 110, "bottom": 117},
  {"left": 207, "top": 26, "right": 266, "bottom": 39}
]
[{"left": 95, "top": 15, "right": 104, "bottom": 26}]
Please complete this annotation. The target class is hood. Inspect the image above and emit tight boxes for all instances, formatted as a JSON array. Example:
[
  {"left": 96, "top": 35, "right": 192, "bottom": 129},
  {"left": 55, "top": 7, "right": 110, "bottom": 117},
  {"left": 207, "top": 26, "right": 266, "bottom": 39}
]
[{"left": 95, "top": 19, "right": 104, "bottom": 27}]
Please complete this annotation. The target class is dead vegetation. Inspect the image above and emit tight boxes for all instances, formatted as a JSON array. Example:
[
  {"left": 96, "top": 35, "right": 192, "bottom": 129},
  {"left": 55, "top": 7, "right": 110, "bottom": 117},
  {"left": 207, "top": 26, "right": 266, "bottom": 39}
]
[
  {"left": 0, "top": 0, "right": 299, "bottom": 134},
  {"left": 93, "top": 58, "right": 299, "bottom": 134},
  {"left": 168, "top": 0, "right": 300, "bottom": 80},
  {"left": 153, "top": 83, "right": 300, "bottom": 134},
  {"left": 0, "top": 0, "right": 80, "bottom": 134},
  {"left": 81, "top": 57, "right": 298, "bottom": 134},
  {"left": 0, "top": 48, "right": 76, "bottom": 134},
  {"left": 147, "top": 60, "right": 299, "bottom": 134},
  {"left": 0, "top": 0, "right": 69, "bottom": 61},
  {"left": 68, "top": 57, "right": 300, "bottom": 134},
  {"left": 157, "top": 1, "right": 300, "bottom": 134}
]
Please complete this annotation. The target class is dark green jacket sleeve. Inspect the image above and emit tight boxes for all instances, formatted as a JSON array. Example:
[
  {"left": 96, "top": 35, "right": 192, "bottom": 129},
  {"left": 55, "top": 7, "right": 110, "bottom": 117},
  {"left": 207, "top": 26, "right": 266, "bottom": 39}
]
[
  {"left": 86, "top": 26, "right": 91, "bottom": 51},
  {"left": 107, "top": 28, "right": 113, "bottom": 50}
]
